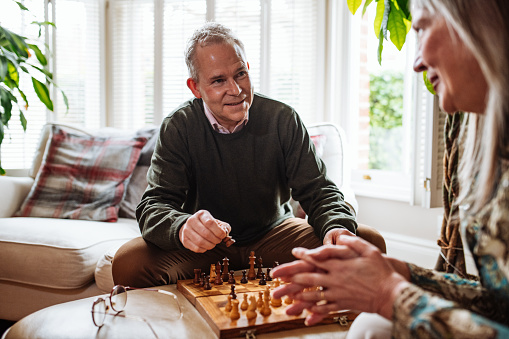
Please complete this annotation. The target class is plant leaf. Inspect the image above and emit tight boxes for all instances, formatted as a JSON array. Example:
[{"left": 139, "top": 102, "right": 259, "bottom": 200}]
[
  {"left": 27, "top": 44, "right": 47, "bottom": 66},
  {"left": 0, "top": 87, "right": 13, "bottom": 125},
  {"left": 423, "top": 71, "right": 436, "bottom": 95},
  {"left": 31, "top": 77, "right": 53, "bottom": 111},
  {"left": 19, "top": 109, "right": 27, "bottom": 131},
  {"left": 0, "top": 26, "right": 28, "bottom": 59},
  {"left": 377, "top": 28, "right": 384, "bottom": 65},
  {"left": 395, "top": 0, "right": 411, "bottom": 19},
  {"left": 347, "top": 0, "right": 364, "bottom": 15},
  {"left": 13, "top": 1, "right": 29, "bottom": 11},
  {"left": 382, "top": 0, "right": 391, "bottom": 40},
  {"left": 60, "top": 89, "right": 69, "bottom": 113},
  {"left": 7, "top": 62, "right": 19, "bottom": 87},
  {"left": 387, "top": 4, "right": 407, "bottom": 50},
  {"left": 374, "top": 0, "right": 385, "bottom": 37},
  {"left": 0, "top": 120, "right": 4, "bottom": 154},
  {"left": 362, "top": 0, "right": 374, "bottom": 16},
  {"left": 0, "top": 56, "right": 7, "bottom": 80}
]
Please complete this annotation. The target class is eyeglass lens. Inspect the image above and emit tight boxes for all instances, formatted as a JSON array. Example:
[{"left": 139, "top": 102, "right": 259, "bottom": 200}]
[
  {"left": 91, "top": 298, "right": 107, "bottom": 327},
  {"left": 110, "top": 285, "right": 127, "bottom": 312}
]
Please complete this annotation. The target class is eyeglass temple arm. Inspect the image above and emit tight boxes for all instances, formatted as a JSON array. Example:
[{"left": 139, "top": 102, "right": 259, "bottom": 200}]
[{"left": 124, "top": 287, "right": 183, "bottom": 317}]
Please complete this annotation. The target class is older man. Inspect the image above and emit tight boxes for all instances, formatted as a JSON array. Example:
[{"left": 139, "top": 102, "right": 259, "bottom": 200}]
[{"left": 112, "top": 22, "right": 384, "bottom": 287}]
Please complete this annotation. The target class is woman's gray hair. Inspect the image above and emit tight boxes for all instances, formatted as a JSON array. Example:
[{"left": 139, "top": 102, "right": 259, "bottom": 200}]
[
  {"left": 412, "top": 0, "right": 509, "bottom": 214},
  {"left": 185, "top": 22, "right": 246, "bottom": 81}
]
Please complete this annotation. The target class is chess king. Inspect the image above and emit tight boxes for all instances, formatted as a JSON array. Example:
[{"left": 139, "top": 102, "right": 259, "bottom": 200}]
[{"left": 112, "top": 22, "right": 385, "bottom": 287}]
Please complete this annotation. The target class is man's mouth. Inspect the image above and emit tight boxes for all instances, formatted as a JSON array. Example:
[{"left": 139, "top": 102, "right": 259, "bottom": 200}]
[{"left": 225, "top": 99, "right": 245, "bottom": 106}]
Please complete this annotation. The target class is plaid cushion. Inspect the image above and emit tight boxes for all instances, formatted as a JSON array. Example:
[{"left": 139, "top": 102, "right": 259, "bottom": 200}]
[{"left": 15, "top": 125, "right": 147, "bottom": 222}]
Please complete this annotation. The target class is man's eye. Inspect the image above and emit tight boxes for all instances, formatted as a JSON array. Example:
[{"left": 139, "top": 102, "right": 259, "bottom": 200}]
[
  {"left": 213, "top": 79, "right": 224, "bottom": 84},
  {"left": 237, "top": 71, "right": 247, "bottom": 77}
]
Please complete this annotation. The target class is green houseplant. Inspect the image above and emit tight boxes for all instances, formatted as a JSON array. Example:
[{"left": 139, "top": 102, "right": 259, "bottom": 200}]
[{"left": 0, "top": 0, "right": 67, "bottom": 175}]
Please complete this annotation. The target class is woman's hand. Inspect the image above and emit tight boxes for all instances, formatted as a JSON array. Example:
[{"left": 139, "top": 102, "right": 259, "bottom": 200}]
[{"left": 271, "top": 236, "right": 410, "bottom": 325}]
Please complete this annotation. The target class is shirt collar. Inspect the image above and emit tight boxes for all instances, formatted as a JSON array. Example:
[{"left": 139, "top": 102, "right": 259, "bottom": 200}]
[{"left": 203, "top": 101, "right": 248, "bottom": 134}]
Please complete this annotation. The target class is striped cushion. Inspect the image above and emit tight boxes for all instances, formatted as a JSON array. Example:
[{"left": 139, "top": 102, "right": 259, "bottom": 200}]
[{"left": 15, "top": 125, "right": 147, "bottom": 222}]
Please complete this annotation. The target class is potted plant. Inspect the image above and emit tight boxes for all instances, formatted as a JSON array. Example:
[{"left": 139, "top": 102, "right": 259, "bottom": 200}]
[{"left": 0, "top": 0, "right": 68, "bottom": 175}]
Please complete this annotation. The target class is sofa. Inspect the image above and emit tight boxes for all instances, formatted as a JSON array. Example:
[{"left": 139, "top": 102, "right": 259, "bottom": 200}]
[{"left": 0, "top": 121, "right": 357, "bottom": 322}]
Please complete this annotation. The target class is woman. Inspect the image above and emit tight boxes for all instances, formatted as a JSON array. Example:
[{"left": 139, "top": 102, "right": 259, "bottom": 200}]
[{"left": 271, "top": 0, "right": 509, "bottom": 337}]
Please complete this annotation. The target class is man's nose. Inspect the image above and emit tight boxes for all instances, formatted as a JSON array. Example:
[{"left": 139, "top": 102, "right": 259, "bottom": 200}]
[
  {"left": 413, "top": 50, "right": 427, "bottom": 73},
  {"left": 226, "top": 79, "right": 241, "bottom": 95}
]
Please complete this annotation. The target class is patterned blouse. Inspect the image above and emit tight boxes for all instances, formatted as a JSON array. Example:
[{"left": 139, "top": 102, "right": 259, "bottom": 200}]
[{"left": 391, "top": 162, "right": 509, "bottom": 338}]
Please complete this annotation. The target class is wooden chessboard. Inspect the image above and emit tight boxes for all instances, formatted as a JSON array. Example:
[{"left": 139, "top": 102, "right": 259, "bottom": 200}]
[{"left": 177, "top": 275, "right": 359, "bottom": 338}]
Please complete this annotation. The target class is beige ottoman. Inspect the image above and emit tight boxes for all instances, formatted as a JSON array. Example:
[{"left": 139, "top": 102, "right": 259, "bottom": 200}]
[{"left": 2, "top": 285, "right": 351, "bottom": 339}]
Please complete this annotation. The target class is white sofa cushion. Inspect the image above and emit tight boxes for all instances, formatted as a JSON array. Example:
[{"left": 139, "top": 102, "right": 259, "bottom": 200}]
[{"left": 0, "top": 217, "right": 141, "bottom": 289}]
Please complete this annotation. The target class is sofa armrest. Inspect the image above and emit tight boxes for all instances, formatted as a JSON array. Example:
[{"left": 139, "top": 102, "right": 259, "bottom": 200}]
[{"left": 0, "top": 176, "right": 34, "bottom": 217}]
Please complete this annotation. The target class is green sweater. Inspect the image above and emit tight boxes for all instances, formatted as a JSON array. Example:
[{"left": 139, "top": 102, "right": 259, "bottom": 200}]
[{"left": 137, "top": 93, "right": 357, "bottom": 251}]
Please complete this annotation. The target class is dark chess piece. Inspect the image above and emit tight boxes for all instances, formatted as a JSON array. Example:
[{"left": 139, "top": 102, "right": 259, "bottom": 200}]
[
  {"left": 240, "top": 269, "right": 248, "bottom": 284},
  {"left": 256, "top": 256, "right": 263, "bottom": 279},
  {"left": 230, "top": 284, "right": 237, "bottom": 299},
  {"left": 215, "top": 271, "right": 223, "bottom": 285},
  {"left": 266, "top": 268, "right": 272, "bottom": 281},
  {"left": 204, "top": 276, "right": 212, "bottom": 290},
  {"left": 228, "top": 270, "right": 236, "bottom": 284},
  {"left": 259, "top": 272, "right": 267, "bottom": 285},
  {"left": 248, "top": 251, "right": 256, "bottom": 280},
  {"left": 200, "top": 272, "right": 206, "bottom": 287},
  {"left": 273, "top": 261, "right": 279, "bottom": 268},
  {"left": 222, "top": 257, "right": 230, "bottom": 282},
  {"left": 194, "top": 268, "right": 201, "bottom": 284}
]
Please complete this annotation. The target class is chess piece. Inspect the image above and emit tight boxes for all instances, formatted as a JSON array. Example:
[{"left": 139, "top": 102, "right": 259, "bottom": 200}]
[
  {"left": 194, "top": 268, "right": 201, "bottom": 284},
  {"left": 265, "top": 268, "right": 272, "bottom": 281},
  {"left": 273, "top": 261, "right": 279, "bottom": 268},
  {"left": 240, "top": 269, "right": 248, "bottom": 284},
  {"left": 200, "top": 272, "right": 206, "bottom": 287},
  {"left": 259, "top": 272, "right": 266, "bottom": 285},
  {"left": 270, "top": 279, "right": 282, "bottom": 307},
  {"left": 257, "top": 291, "right": 263, "bottom": 310},
  {"left": 204, "top": 276, "right": 212, "bottom": 290},
  {"left": 225, "top": 295, "right": 233, "bottom": 312},
  {"left": 228, "top": 270, "right": 236, "bottom": 284},
  {"left": 230, "top": 299, "right": 240, "bottom": 320},
  {"left": 230, "top": 284, "right": 237, "bottom": 300},
  {"left": 215, "top": 262, "right": 222, "bottom": 285},
  {"left": 284, "top": 295, "right": 293, "bottom": 305},
  {"left": 246, "top": 295, "right": 257, "bottom": 321},
  {"left": 240, "top": 294, "right": 249, "bottom": 311},
  {"left": 222, "top": 257, "right": 229, "bottom": 282},
  {"left": 256, "top": 256, "right": 263, "bottom": 279},
  {"left": 210, "top": 264, "right": 216, "bottom": 283},
  {"left": 248, "top": 251, "right": 256, "bottom": 280},
  {"left": 260, "top": 288, "right": 272, "bottom": 316}
]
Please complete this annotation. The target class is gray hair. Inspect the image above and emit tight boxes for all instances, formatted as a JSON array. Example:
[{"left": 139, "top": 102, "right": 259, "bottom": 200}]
[
  {"left": 185, "top": 22, "right": 246, "bottom": 81},
  {"left": 412, "top": 0, "right": 509, "bottom": 214}
]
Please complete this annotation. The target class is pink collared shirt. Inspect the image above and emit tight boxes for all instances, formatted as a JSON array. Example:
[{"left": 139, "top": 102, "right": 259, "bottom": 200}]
[{"left": 203, "top": 102, "right": 248, "bottom": 134}]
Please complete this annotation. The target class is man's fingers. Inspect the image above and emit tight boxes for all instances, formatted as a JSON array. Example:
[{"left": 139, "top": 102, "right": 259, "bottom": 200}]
[{"left": 271, "top": 259, "right": 316, "bottom": 280}]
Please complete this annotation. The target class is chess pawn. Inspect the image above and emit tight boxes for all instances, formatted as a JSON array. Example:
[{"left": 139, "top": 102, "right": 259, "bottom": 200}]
[
  {"left": 257, "top": 291, "right": 264, "bottom": 310},
  {"left": 259, "top": 272, "right": 267, "bottom": 285},
  {"left": 230, "top": 284, "right": 237, "bottom": 300},
  {"left": 246, "top": 295, "right": 257, "bottom": 321},
  {"left": 265, "top": 268, "right": 272, "bottom": 281},
  {"left": 284, "top": 296, "right": 293, "bottom": 305},
  {"left": 215, "top": 262, "right": 223, "bottom": 285},
  {"left": 240, "top": 269, "right": 248, "bottom": 284},
  {"left": 225, "top": 295, "right": 233, "bottom": 313},
  {"left": 240, "top": 293, "right": 249, "bottom": 311},
  {"left": 204, "top": 276, "right": 212, "bottom": 290},
  {"left": 260, "top": 288, "right": 272, "bottom": 316},
  {"left": 230, "top": 299, "right": 240, "bottom": 321},
  {"left": 200, "top": 272, "right": 206, "bottom": 287},
  {"left": 270, "top": 289, "right": 282, "bottom": 307},
  {"left": 228, "top": 270, "right": 236, "bottom": 284},
  {"left": 248, "top": 251, "right": 256, "bottom": 280}
]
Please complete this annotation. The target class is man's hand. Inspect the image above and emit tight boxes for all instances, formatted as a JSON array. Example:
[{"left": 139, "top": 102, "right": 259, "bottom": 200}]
[
  {"left": 323, "top": 228, "right": 355, "bottom": 245},
  {"left": 179, "top": 210, "right": 230, "bottom": 253}
]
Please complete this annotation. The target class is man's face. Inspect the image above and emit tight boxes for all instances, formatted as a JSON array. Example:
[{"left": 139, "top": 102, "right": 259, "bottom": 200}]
[{"left": 187, "top": 43, "right": 254, "bottom": 131}]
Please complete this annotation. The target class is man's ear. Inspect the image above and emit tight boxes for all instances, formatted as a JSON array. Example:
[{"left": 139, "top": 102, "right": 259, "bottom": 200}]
[{"left": 187, "top": 78, "right": 202, "bottom": 98}]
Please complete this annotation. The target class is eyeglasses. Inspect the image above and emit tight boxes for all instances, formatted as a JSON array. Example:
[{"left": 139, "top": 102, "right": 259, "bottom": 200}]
[{"left": 91, "top": 285, "right": 183, "bottom": 338}]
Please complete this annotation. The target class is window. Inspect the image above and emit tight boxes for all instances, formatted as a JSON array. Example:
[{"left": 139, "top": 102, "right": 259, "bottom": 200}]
[{"left": 1, "top": 0, "right": 324, "bottom": 171}]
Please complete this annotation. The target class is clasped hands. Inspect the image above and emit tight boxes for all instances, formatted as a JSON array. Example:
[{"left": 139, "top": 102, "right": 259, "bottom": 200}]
[
  {"left": 270, "top": 235, "right": 410, "bottom": 326},
  {"left": 179, "top": 210, "right": 233, "bottom": 253}
]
